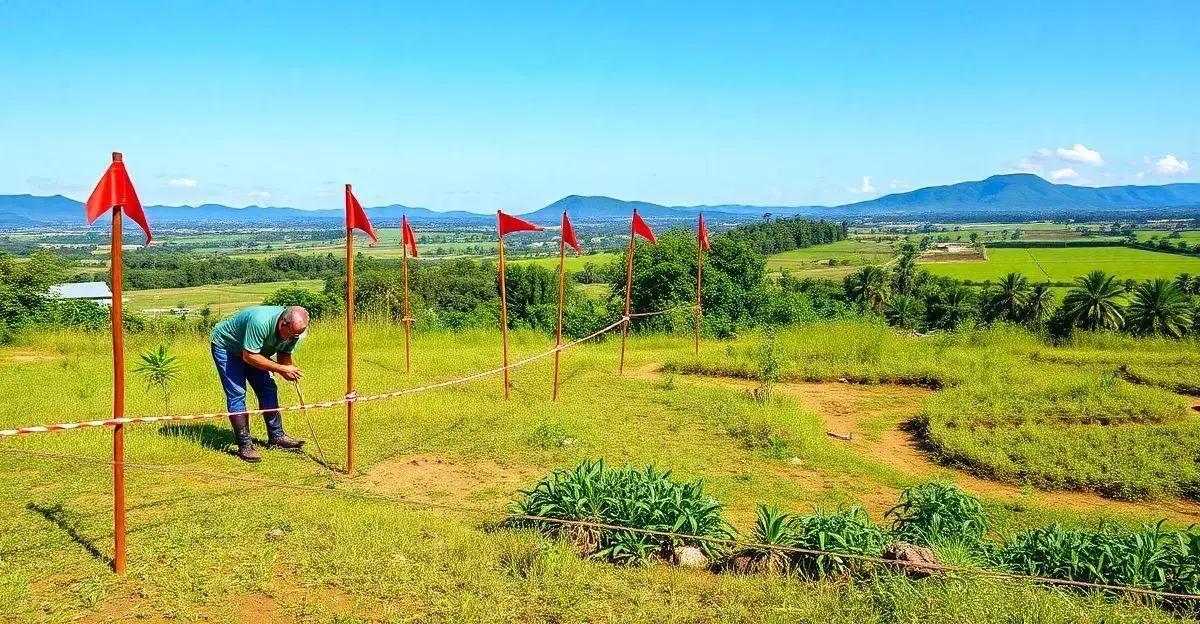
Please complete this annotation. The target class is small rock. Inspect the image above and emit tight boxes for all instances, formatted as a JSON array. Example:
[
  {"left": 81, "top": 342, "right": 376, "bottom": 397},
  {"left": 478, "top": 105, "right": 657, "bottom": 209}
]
[
  {"left": 267, "top": 528, "right": 286, "bottom": 540},
  {"left": 789, "top": 457, "right": 803, "bottom": 466},
  {"left": 882, "top": 542, "right": 940, "bottom": 578},
  {"left": 675, "top": 546, "right": 709, "bottom": 570}
]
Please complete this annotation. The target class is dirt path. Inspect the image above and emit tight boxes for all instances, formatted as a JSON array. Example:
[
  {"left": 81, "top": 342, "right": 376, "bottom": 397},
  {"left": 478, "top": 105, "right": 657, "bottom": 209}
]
[{"left": 637, "top": 363, "right": 1200, "bottom": 524}]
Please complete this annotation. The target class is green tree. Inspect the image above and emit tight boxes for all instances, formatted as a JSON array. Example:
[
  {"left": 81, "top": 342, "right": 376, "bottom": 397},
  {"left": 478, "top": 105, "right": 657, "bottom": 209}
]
[
  {"left": 1126, "top": 279, "right": 1193, "bottom": 337},
  {"left": 927, "top": 284, "right": 976, "bottom": 330},
  {"left": 1022, "top": 283, "right": 1055, "bottom": 327},
  {"left": 985, "top": 272, "right": 1029, "bottom": 322},
  {"left": 1060, "top": 270, "right": 1125, "bottom": 332},
  {"left": 886, "top": 295, "right": 925, "bottom": 331},
  {"left": 264, "top": 287, "right": 342, "bottom": 319},
  {"left": 843, "top": 265, "right": 889, "bottom": 311},
  {"left": 135, "top": 345, "right": 184, "bottom": 415}
]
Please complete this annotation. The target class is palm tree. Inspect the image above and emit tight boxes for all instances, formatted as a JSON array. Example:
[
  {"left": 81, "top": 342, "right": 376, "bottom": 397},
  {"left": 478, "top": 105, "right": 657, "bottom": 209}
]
[
  {"left": 929, "top": 285, "right": 976, "bottom": 330},
  {"left": 892, "top": 244, "right": 919, "bottom": 296},
  {"left": 886, "top": 295, "right": 925, "bottom": 331},
  {"left": 1022, "top": 283, "right": 1055, "bottom": 326},
  {"left": 1126, "top": 279, "right": 1193, "bottom": 337},
  {"left": 135, "top": 345, "right": 184, "bottom": 415},
  {"left": 1173, "top": 273, "right": 1200, "bottom": 296},
  {"left": 985, "top": 272, "right": 1028, "bottom": 322},
  {"left": 1060, "top": 270, "right": 1125, "bottom": 331},
  {"left": 844, "top": 265, "right": 889, "bottom": 311}
]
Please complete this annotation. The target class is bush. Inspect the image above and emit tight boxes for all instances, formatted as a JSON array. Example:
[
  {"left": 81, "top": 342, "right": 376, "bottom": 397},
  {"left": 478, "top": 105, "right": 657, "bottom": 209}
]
[
  {"left": 263, "top": 287, "right": 342, "bottom": 319},
  {"left": 886, "top": 481, "right": 988, "bottom": 547},
  {"left": 790, "top": 506, "right": 890, "bottom": 577},
  {"left": 509, "top": 460, "right": 730, "bottom": 565}
]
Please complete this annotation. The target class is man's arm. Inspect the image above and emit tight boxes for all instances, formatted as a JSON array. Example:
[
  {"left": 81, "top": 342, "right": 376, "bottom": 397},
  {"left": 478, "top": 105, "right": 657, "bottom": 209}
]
[{"left": 243, "top": 350, "right": 303, "bottom": 380}]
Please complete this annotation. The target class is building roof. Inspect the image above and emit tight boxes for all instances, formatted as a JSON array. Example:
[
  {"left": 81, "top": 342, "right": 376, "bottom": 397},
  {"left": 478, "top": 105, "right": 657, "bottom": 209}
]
[{"left": 48, "top": 282, "right": 113, "bottom": 299}]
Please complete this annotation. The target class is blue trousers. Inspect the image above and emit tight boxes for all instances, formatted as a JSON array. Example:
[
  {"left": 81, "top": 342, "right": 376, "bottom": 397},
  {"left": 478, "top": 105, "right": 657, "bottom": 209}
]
[{"left": 211, "top": 344, "right": 285, "bottom": 444}]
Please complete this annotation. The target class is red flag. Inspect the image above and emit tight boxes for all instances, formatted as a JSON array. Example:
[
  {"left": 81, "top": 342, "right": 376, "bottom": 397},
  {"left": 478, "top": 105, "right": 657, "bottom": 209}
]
[
  {"left": 632, "top": 209, "right": 656, "bottom": 244},
  {"left": 345, "top": 184, "right": 377, "bottom": 244},
  {"left": 497, "top": 210, "right": 543, "bottom": 237},
  {"left": 402, "top": 215, "right": 418, "bottom": 258},
  {"left": 561, "top": 212, "right": 581, "bottom": 254},
  {"left": 698, "top": 213, "right": 711, "bottom": 251},
  {"left": 85, "top": 154, "right": 152, "bottom": 245}
]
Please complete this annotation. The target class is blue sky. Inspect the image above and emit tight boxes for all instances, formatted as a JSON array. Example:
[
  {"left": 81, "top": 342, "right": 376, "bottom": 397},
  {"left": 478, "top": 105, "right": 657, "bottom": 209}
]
[{"left": 0, "top": 1, "right": 1196, "bottom": 212}]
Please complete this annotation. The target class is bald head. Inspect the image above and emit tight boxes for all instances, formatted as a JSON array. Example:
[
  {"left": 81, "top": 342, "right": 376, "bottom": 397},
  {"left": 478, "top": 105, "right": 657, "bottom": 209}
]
[{"left": 277, "top": 306, "right": 310, "bottom": 340}]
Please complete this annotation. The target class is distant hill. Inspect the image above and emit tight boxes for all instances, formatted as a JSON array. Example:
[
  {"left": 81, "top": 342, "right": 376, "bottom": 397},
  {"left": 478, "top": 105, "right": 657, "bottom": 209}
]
[
  {"left": 2, "top": 173, "right": 1199, "bottom": 228},
  {"left": 835, "top": 173, "right": 1200, "bottom": 216}
]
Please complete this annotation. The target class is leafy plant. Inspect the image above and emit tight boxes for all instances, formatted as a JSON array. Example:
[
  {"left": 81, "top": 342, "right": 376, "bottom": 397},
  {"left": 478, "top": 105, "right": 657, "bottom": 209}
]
[
  {"left": 886, "top": 481, "right": 987, "bottom": 546},
  {"left": 134, "top": 344, "right": 183, "bottom": 415},
  {"left": 790, "top": 506, "right": 889, "bottom": 578},
  {"left": 995, "top": 520, "right": 1200, "bottom": 598},
  {"left": 509, "top": 460, "right": 730, "bottom": 565},
  {"left": 741, "top": 505, "right": 799, "bottom": 573}
]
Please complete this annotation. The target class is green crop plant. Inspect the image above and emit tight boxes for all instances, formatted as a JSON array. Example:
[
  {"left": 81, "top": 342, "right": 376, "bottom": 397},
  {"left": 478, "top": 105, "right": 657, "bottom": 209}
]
[
  {"left": 886, "top": 481, "right": 988, "bottom": 547},
  {"left": 790, "top": 506, "right": 890, "bottom": 578},
  {"left": 509, "top": 460, "right": 730, "bottom": 565}
]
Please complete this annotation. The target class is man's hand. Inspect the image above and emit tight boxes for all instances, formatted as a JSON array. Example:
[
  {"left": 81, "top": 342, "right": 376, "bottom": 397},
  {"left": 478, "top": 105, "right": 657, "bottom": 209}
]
[{"left": 278, "top": 365, "right": 303, "bottom": 381}]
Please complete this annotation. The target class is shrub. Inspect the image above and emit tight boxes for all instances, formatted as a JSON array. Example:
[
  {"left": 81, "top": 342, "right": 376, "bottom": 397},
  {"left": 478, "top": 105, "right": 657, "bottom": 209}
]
[
  {"left": 509, "top": 460, "right": 730, "bottom": 565},
  {"left": 886, "top": 481, "right": 988, "bottom": 546}
]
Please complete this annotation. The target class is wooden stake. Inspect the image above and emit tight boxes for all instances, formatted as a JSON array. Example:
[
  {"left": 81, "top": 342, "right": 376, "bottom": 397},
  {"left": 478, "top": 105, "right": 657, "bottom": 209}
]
[
  {"left": 110, "top": 153, "right": 126, "bottom": 574},
  {"left": 402, "top": 221, "right": 411, "bottom": 374},
  {"left": 497, "top": 212, "right": 511, "bottom": 400},
  {"left": 344, "top": 184, "right": 355, "bottom": 475},
  {"left": 618, "top": 211, "right": 636, "bottom": 376},
  {"left": 695, "top": 214, "right": 704, "bottom": 357},
  {"left": 552, "top": 216, "right": 567, "bottom": 400}
]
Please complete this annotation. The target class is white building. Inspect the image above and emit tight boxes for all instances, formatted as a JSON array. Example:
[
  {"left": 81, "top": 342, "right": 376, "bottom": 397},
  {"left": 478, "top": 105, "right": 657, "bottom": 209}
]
[{"left": 48, "top": 282, "right": 113, "bottom": 307}]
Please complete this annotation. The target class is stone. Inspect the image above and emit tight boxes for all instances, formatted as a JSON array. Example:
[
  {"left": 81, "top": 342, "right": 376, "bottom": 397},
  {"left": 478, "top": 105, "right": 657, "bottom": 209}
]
[
  {"left": 882, "top": 542, "right": 940, "bottom": 578},
  {"left": 674, "top": 546, "right": 709, "bottom": 570}
]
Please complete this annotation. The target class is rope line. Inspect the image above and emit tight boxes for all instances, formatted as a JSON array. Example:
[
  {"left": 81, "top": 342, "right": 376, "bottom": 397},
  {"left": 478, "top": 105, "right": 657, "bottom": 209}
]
[
  {"left": 3, "top": 445, "right": 1198, "bottom": 602},
  {"left": 0, "top": 306, "right": 688, "bottom": 437}
]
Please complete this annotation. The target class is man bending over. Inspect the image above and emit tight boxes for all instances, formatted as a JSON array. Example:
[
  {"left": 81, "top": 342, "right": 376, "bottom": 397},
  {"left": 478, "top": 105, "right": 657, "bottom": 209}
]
[{"left": 210, "top": 305, "right": 308, "bottom": 462}]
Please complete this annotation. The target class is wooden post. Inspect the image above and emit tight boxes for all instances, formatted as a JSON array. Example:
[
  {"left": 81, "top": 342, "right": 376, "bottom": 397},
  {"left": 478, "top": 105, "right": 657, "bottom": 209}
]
[
  {"left": 695, "top": 214, "right": 704, "bottom": 357},
  {"left": 497, "top": 212, "right": 511, "bottom": 400},
  {"left": 552, "top": 215, "right": 567, "bottom": 401},
  {"left": 109, "top": 153, "right": 126, "bottom": 575},
  {"left": 618, "top": 211, "right": 636, "bottom": 376},
  {"left": 344, "top": 184, "right": 355, "bottom": 474},
  {"left": 402, "top": 221, "right": 411, "bottom": 374}
]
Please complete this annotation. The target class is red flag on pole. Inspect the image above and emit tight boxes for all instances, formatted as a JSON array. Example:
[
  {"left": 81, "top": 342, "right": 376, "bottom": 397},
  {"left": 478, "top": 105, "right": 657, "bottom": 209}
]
[
  {"left": 85, "top": 156, "right": 152, "bottom": 245},
  {"left": 345, "top": 185, "right": 377, "bottom": 244},
  {"left": 698, "top": 213, "right": 711, "bottom": 251},
  {"left": 402, "top": 215, "right": 419, "bottom": 257},
  {"left": 561, "top": 212, "right": 581, "bottom": 254},
  {"left": 632, "top": 210, "right": 656, "bottom": 244},
  {"left": 498, "top": 211, "right": 543, "bottom": 237}
]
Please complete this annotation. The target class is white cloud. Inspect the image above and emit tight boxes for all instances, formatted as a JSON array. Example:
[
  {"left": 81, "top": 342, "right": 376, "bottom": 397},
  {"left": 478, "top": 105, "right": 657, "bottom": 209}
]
[
  {"left": 1055, "top": 144, "right": 1104, "bottom": 167},
  {"left": 847, "top": 176, "right": 876, "bottom": 194},
  {"left": 167, "top": 178, "right": 198, "bottom": 188},
  {"left": 242, "top": 191, "right": 271, "bottom": 200},
  {"left": 888, "top": 179, "right": 912, "bottom": 191},
  {"left": 1048, "top": 168, "right": 1079, "bottom": 182},
  {"left": 1153, "top": 154, "right": 1190, "bottom": 177},
  {"left": 1016, "top": 158, "right": 1042, "bottom": 173}
]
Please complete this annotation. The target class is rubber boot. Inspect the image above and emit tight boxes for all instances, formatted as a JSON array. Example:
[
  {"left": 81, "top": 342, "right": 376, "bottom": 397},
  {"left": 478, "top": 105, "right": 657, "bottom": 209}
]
[{"left": 229, "top": 414, "right": 261, "bottom": 463}]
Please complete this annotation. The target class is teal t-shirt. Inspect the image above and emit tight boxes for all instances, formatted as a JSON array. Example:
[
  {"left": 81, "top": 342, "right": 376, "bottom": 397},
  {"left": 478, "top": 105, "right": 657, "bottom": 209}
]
[{"left": 210, "top": 305, "right": 301, "bottom": 358}]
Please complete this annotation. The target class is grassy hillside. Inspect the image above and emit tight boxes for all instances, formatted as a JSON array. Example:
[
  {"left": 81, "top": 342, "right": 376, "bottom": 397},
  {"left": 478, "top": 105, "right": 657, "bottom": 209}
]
[{"left": 0, "top": 322, "right": 1196, "bottom": 621}]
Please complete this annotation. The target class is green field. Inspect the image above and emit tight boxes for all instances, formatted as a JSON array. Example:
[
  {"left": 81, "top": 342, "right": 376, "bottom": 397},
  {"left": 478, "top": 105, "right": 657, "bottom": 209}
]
[
  {"left": 1135, "top": 229, "right": 1200, "bottom": 244},
  {"left": 1, "top": 320, "right": 1197, "bottom": 621},
  {"left": 922, "top": 246, "right": 1200, "bottom": 283},
  {"left": 509, "top": 252, "right": 618, "bottom": 272},
  {"left": 766, "top": 239, "right": 895, "bottom": 275},
  {"left": 126, "top": 280, "right": 323, "bottom": 315}
]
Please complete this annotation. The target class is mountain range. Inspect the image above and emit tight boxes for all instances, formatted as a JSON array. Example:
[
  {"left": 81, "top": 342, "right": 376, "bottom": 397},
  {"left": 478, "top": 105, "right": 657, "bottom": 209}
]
[{"left": 2, "top": 173, "right": 1199, "bottom": 227}]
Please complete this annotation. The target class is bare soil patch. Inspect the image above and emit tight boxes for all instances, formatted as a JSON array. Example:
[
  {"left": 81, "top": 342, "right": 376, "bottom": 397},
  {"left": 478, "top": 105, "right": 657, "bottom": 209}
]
[{"left": 360, "top": 453, "right": 538, "bottom": 506}]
